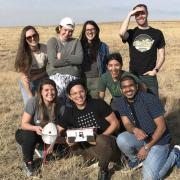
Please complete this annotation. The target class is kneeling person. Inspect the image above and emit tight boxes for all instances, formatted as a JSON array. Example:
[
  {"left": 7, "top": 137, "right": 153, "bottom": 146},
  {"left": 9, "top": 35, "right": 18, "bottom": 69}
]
[{"left": 57, "top": 79, "right": 121, "bottom": 180}]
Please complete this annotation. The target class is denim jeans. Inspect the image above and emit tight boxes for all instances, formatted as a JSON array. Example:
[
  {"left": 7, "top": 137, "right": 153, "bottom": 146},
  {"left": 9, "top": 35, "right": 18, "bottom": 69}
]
[
  {"left": 158, "top": 148, "right": 178, "bottom": 179},
  {"left": 19, "top": 79, "right": 41, "bottom": 105},
  {"left": 116, "top": 131, "right": 170, "bottom": 180}
]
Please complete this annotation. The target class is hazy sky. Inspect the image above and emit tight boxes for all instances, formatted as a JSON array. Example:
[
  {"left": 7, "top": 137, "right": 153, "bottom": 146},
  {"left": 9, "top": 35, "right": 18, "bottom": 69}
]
[{"left": 0, "top": 0, "right": 180, "bottom": 27}]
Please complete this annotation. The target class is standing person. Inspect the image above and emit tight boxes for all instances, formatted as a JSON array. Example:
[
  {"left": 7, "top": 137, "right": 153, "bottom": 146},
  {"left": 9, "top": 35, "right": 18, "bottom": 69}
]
[
  {"left": 114, "top": 75, "right": 180, "bottom": 179},
  {"left": 47, "top": 17, "right": 83, "bottom": 104},
  {"left": 57, "top": 79, "right": 121, "bottom": 180},
  {"left": 15, "top": 26, "right": 48, "bottom": 105},
  {"left": 15, "top": 79, "right": 63, "bottom": 176},
  {"left": 119, "top": 4, "right": 165, "bottom": 95},
  {"left": 80, "top": 20, "right": 109, "bottom": 98}
]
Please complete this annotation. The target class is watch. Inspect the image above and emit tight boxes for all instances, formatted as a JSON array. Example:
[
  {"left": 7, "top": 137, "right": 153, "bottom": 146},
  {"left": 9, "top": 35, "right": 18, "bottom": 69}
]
[{"left": 144, "top": 145, "right": 149, "bottom": 151}]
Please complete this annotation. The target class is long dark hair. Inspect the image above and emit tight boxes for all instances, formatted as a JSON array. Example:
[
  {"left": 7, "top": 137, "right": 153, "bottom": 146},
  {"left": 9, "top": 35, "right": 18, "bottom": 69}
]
[
  {"left": 15, "top": 25, "right": 39, "bottom": 73},
  {"left": 36, "top": 78, "right": 58, "bottom": 127},
  {"left": 80, "top": 20, "right": 101, "bottom": 60}
]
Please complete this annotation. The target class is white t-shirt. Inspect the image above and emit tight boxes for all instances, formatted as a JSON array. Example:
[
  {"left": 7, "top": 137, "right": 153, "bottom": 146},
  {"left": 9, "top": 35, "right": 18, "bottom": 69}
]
[{"left": 31, "top": 43, "right": 47, "bottom": 70}]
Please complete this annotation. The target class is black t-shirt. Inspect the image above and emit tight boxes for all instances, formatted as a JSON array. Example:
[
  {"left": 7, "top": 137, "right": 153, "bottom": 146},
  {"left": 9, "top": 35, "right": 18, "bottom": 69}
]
[
  {"left": 123, "top": 27, "right": 165, "bottom": 75},
  {"left": 57, "top": 99, "right": 112, "bottom": 134}
]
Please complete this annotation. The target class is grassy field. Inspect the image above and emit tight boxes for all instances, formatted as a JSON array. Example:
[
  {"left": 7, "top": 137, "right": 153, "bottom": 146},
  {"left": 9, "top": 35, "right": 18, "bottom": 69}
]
[{"left": 0, "top": 21, "right": 180, "bottom": 179}]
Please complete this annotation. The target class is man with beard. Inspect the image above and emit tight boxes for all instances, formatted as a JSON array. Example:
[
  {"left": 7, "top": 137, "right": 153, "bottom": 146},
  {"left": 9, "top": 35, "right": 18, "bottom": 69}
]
[
  {"left": 113, "top": 75, "right": 180, "bottom": 179},
  {"left": 119, "top": 4, "right": 165, "bottom": 96}
]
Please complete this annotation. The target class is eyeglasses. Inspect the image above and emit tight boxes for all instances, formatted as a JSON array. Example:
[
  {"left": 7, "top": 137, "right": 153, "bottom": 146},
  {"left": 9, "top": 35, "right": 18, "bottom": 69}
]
[
  {"left": 85, "top": 28, "right": 96, "bottom": 33},
  {"left": 26, "top": 33, "right": 38, "bottom": 42}
]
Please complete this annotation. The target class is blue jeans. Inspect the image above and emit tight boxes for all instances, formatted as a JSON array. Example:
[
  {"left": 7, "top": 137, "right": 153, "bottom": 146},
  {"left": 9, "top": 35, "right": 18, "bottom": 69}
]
[
  {"left": 19, "top": 79, "right": 41, "bottom": 105},
  {"left": 116, "top": 131, "right": 170, "bottom": 180},
  {"left": 158, "top": 148, "right": 178, "bottom": 179}
]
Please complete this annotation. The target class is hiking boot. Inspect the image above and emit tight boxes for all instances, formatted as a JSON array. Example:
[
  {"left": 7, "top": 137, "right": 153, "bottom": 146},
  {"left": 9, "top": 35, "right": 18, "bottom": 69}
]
[
  {"left": 23, "top": 161, "right": 33, "bottom": 177},
  {"left": 174, "top": 145, "right": 180, "bottom": 168},
  {"left": 98, "top": 169, "right": 109, "bottom": 180}
]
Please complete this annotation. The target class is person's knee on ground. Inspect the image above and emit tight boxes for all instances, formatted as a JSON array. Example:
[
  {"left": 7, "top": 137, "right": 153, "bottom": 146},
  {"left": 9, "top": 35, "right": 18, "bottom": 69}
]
[{"left": 16, "top": 129, "right": 39, "bottom": 162}]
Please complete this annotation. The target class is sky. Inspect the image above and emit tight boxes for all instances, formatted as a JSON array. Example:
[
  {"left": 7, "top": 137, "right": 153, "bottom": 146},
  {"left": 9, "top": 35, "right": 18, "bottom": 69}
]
[{"left": 0, "top": 0, "right": 180, "bottom": 27}]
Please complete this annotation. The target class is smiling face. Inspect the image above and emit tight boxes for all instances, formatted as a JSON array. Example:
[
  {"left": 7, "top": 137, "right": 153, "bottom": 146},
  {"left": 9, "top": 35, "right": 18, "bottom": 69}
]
[
  {"left": 85, "top": 24, "right": 97, "bottom": 43},
  {"left": 41, "top": 84, "right": 56, "bottom": 105},
  {"left": 68, "top": 85, "right": 87, "bottom": 109},
  {"left": 134, "top": 6, "right": 148, "bottom": 27},
  {"left": 26, "top": 29, "right": 39, "bottom": 48},
  {"left": 59, "top": 26, "right": 73, "bottom": 41},
  {"left": 107, "top": 59, "right": 122, "bottom": 79},
  {"left": 121, "top": 79, "right": 138, "bottom": 101}
]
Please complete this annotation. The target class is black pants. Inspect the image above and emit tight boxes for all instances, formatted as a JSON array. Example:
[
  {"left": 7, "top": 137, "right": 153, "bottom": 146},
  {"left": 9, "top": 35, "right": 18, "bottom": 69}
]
[
  {"left": 70, "top": 134, "right": 121, "bottom": 171},
  {"left": 15, "top": 129, "right": 43, "bottom": 163}
]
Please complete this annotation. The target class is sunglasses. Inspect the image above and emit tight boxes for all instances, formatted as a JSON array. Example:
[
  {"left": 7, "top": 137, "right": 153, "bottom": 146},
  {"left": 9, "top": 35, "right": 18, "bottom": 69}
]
[{"left": 26, "top": 33, "right": 38, "bottom": 42}]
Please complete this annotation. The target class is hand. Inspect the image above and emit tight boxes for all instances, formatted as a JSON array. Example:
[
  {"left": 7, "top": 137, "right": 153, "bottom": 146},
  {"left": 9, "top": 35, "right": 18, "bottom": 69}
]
[
  {"left": 129, "top": 7, "right": 145, "bottom": 17},
  {"left": 46, "top": 144, "right": 54, "bottom": 154},
  {"left": 137, "top": 146, "right": 148, "bottom": 161},
  {"left": 88, "top": 141, "right": 96, "bottom": 145},
  {"left": 20, "top": 73, "right": 30, "bottom": 84},
  {"left": 57, "top": 52, "right": 61, "bottom": 60},
  {"left": 66, "top": 138, "right": 76, "bottom": 147},
  {"left": 143, "top": 70, "right": 157, "bottom": 76},
  {"left": 34, "top": 126, "right": 42, "bottom": 135},
  {"left": 133, "top": 128, "right": 148, "bottom": 140}
]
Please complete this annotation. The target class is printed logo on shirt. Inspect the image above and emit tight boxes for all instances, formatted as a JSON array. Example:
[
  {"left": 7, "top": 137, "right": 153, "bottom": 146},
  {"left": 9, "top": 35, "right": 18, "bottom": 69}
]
[
  {"left": 133, "top": 34, "right": 154, "bottom": 52},
  {"left": 77, "top": 112, "right": 98, "bottom": 128}
]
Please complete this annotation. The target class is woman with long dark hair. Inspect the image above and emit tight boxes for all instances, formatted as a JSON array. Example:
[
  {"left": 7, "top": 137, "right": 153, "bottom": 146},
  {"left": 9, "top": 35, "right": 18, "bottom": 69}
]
[
  {"left": 15, "top": 79, "right": 62, "bottom": 176},
  {"left": 80, "top": 20, "right": 109, "bottom": 98},
  {"left": 15, "top": 26, "right": 48, "bottom": 105}
]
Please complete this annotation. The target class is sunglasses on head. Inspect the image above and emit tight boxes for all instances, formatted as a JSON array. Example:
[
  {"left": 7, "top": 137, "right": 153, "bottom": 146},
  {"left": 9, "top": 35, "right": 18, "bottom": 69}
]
[{"left": 26, "top": 33, "right": 38, "bottom": 42}]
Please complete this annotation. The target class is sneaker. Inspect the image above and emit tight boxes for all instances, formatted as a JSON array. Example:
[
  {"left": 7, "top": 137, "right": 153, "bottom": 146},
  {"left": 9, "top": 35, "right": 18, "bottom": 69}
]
[
  {"left": 98, "top": 169, "right": 109, "bottom": 180},
  {"left": 174, "top": 145, "right": 180, "bottom": 168},
  {"left": 121, "top": 160, "right": 143, "bottom": 173},
  {"left": 128, "top": 160, "right": 143, "bottom": 170},
  {"left": 23, "top": 161, "right": 33, "bottom": 177}
]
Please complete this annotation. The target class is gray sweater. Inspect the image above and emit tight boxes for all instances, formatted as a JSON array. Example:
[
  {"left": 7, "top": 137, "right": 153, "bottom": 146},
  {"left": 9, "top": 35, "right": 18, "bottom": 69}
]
[{"left": 46, "top": 37, "right": 83, "bottom": 76}]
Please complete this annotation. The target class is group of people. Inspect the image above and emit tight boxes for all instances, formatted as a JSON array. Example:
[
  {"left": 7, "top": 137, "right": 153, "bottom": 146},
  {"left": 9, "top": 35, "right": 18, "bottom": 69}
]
[{"left": 15, "top": 3, "right": 180, "bottom": 180}]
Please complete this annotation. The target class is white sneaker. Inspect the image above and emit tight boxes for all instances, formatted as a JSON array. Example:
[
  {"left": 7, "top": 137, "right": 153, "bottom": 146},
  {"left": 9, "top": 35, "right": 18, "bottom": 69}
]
[{"left": 174, "top": 145, "right": 180, "bottom": 150}]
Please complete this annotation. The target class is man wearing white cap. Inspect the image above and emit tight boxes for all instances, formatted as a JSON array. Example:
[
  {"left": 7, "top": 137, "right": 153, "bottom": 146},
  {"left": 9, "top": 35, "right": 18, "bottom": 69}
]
[{"left": 47, "top": 17, "right": 83, "bottom": 104}]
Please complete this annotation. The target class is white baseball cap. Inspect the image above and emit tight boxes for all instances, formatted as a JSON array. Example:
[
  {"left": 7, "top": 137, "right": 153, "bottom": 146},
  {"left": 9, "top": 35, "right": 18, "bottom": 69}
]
[
  {"left": 42, "top": 123, "right": 57, "bottom": 144},
  {"left": 59, "top": 17, "right": 75, "bottom": 30}
]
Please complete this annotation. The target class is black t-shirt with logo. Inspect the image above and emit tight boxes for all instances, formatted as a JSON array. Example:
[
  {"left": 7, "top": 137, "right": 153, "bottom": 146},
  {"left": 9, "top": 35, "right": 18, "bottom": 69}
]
[
  {"left": 58, "top": 99, "right": 112, "bottom": 134},
  {"left": 123, "top": 27, "right": 165, "bottom": 75}
]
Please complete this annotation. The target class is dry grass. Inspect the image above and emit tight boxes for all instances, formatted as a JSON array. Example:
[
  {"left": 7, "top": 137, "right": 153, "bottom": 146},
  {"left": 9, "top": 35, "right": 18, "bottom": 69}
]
[{"left": 0, "top": 21, "right": 180, "bottom": 179}]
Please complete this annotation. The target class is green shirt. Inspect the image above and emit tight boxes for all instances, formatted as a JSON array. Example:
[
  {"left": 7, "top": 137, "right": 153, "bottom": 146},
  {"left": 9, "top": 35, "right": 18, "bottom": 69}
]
[{"left": 98, "top": 71, "right": 139, "bottom": 98}]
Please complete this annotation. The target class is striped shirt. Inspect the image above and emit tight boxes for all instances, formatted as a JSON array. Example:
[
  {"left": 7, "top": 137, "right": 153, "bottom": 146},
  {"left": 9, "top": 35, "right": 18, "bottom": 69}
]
[{"left": 114, "top": 91, "right": 171, "bottom": 145}]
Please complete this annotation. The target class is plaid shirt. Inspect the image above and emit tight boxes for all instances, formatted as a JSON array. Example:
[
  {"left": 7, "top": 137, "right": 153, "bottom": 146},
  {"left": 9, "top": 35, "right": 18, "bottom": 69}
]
[{"left": 114, "top": 91, "right": 171, "bottom": 145}]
